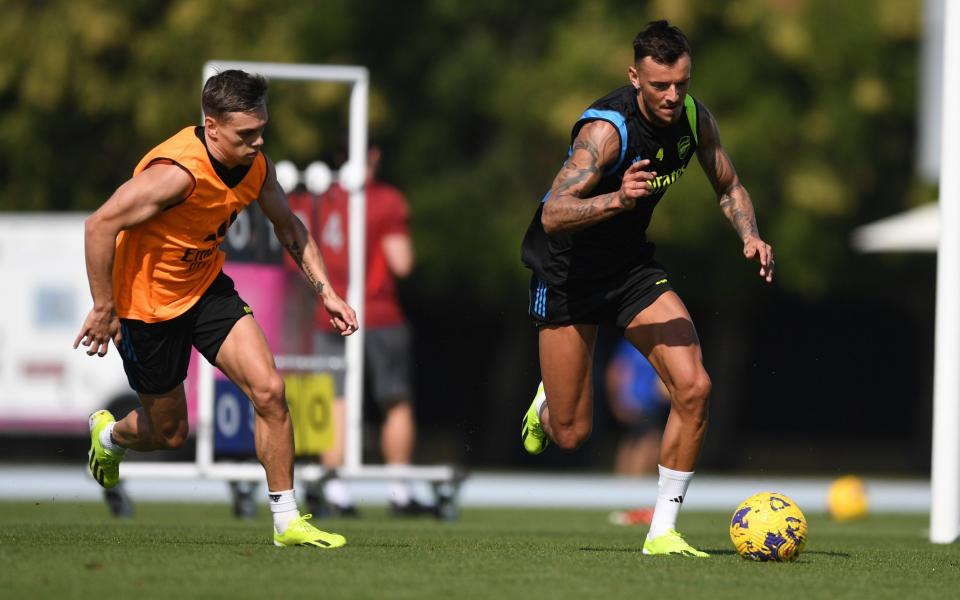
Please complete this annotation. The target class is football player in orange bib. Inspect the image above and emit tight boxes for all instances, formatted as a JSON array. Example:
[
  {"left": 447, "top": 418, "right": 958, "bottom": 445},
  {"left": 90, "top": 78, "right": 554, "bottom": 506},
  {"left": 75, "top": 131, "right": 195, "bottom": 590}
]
[{"left": 74, "top": 70, "right": 357, "bottom": 549}]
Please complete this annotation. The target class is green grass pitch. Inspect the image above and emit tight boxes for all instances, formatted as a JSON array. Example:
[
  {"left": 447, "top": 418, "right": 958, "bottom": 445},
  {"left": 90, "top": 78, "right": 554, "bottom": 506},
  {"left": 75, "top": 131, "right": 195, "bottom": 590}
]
[{"left": 1, "top": 502, "right": 957, "bottom": 599}]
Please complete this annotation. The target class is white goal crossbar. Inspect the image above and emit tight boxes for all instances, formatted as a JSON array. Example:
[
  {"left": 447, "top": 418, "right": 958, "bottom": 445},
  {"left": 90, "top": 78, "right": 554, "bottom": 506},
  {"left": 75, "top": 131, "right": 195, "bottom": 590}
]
[{"left": 121, "top": 61, "right": 459, "bottom": 490}]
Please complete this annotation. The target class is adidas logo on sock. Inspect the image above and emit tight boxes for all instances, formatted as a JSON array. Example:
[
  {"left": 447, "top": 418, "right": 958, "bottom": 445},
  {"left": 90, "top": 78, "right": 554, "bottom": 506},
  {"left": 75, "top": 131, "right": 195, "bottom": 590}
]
[
  {"left": 269, "top": 494, "right": 281, "bottom": 503},
  {"left": 668, "top": 495, "right": 684, "bottom": 503}
]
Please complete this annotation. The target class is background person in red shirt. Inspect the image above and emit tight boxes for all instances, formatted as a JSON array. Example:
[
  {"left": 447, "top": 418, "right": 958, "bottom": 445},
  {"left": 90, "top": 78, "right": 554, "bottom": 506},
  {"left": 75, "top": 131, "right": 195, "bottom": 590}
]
[{"left": 308, "top": 146, "right": 424, "bottom": 516}]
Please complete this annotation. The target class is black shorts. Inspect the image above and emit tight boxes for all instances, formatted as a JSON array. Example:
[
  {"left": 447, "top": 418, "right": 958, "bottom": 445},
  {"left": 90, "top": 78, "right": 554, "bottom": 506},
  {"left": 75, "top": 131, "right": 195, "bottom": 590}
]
[
  {"left": 528, "top": 261, "right": 673, "bottom": 329},
  {"left": 117, "top": 272, "right": 252, "bottom": 394}
]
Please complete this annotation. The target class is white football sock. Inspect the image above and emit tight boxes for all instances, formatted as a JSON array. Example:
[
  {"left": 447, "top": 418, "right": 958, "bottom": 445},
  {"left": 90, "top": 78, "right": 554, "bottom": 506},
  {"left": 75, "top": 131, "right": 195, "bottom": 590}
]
[
  {"left": 647, "top": 464, "right": 694, "bottom": 539},
  {"left": 268, "top": 489, "right": 300, "bottom": 534},
  {"left": 389, "top": 480, "right": 412, "bottom": 506},
  {"left": 99, "top": 423, "right": 126, "bottom": 455},
  {"left": 323, "top": 477, "right": 354, "bottom": 508},
  {"left": 535, "top": 382, "right": 547, "bottom": 418}
]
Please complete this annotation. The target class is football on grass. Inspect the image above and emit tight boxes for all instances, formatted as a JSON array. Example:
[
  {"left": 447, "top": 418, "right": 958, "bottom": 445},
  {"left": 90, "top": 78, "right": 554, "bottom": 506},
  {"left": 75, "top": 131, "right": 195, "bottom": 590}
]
[{"left": 729, "top": 492, "right": 807, "bottom": 561}]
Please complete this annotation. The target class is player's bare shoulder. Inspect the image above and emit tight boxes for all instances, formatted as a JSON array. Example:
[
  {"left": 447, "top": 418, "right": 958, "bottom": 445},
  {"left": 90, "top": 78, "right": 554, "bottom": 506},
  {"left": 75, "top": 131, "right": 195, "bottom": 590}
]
[
  {"left": 97, "top": 161, "right": 194, "bottom": 229},
  {"left": 135, "top": 160, "right": 196, "bottom": 204},
  {"left": 693, "top": 101, "right": 739, "bottom": 192},
  {"left": 255, "top": 153, "right": 289, "bottom": 213},
  {"left": 693, "top": 101, "right": 721, "bottom": 150}
]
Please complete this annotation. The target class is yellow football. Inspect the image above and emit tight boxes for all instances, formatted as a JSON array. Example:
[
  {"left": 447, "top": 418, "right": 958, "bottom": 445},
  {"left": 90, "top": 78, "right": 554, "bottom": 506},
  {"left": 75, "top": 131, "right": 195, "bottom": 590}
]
[
  {"left": 827, "top": 476, "right": 869, "bottom": 521},
  {"left": 730, "top": 492, "right": 807, "bottom": 561}
]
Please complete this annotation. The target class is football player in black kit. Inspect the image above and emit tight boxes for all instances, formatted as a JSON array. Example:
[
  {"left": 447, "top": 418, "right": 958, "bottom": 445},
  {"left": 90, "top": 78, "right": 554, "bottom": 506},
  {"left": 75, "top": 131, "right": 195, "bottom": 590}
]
[{"left": 520, "top": 20, "right": 774, "bottom": 557}]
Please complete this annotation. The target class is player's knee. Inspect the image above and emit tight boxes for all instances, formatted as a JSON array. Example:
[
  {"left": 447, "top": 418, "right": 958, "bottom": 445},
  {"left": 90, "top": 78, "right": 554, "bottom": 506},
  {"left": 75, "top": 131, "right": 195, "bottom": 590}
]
[
  {"left": 250, "top": 373, "right": 287, "bottom": 421},
  {"left": 673, "top": 372, "right": 711, "bottom": 421}
]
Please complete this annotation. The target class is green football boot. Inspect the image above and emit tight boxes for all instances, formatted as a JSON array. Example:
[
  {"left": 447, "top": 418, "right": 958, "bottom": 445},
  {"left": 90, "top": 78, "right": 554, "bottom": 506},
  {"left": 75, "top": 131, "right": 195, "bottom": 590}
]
[
  {"left": 274, "top": 514, "right": 347, "bottom": 548},
  {"left": 521, "top": 382, "right": 549, "bottom": 455},
  {"left": 88, "top": 410, "right": 124, "bottom": 489},
  {"left": 642, "top": 529, "right": 710, "bottom": 557}
]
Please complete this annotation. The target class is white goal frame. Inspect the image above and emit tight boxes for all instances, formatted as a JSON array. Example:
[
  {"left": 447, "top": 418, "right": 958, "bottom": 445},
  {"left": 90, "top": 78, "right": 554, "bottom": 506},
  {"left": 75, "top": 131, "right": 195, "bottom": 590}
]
[
  {"left": 121, "top": 61, "right": 458, "bottom": 487},
  {"left": 930, "top": 1, "right": 960, "bottom": 544}
]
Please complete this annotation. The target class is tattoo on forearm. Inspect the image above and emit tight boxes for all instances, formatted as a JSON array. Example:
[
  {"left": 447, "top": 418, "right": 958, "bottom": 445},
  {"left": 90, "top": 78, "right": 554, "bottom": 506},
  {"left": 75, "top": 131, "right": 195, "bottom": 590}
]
[
  {"left": 698, "top": 107, "right": 760, "bottom": 241},
  {"left": 286, "top": 240, "right": 325, "bottom": 295},
  {"left": 719, "top": 186, "right": 759, "bottom": 240},
  {"left": 302, "top": 263, "right": 324, "bottom": 295}
]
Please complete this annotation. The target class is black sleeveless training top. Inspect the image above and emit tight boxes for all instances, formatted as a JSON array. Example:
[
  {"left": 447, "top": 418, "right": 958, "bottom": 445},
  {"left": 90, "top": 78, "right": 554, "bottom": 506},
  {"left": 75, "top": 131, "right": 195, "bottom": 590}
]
[{"left": 521, "top": 85, "right": 701, "bottom": 285}]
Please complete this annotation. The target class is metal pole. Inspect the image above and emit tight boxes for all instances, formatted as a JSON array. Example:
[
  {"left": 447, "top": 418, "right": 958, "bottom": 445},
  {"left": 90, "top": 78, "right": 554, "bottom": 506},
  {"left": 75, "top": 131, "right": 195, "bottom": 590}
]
[
  {"left": 197, "top": 357, "right": 215, "bottom": 474},
  {"left": 343, "top": 73, "right": 369, "bottom": 471},
  {"left": 930, "top": 0, "right": 960, "bottom": 544}
]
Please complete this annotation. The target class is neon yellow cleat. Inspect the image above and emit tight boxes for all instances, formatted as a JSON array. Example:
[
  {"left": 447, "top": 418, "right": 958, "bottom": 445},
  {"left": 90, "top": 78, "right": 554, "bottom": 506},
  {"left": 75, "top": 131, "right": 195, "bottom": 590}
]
[
  {"left": 274, "top": 514, "right": 347, "bottom": 549},
  {"left": 642, "top": 529, "right": 710, "bottom": 557},
  {"left": 88, "top": 410, "right": 123, "bottom": 489},
  {"left": 521, "top": 382, "right": 549, "bottom": 455}
]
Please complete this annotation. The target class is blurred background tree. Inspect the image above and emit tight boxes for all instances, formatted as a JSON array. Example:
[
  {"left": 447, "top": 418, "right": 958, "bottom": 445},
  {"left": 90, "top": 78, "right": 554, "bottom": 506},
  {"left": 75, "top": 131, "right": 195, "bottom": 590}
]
[{"left": 0, "top": 0, "right": 937, "bottom": 473}]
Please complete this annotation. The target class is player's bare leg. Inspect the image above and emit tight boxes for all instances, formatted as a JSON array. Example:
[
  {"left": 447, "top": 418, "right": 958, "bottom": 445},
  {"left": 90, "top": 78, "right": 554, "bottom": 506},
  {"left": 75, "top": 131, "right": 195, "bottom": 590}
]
[
  {"left": 216, "top": 315, "right": 344, "bottom": 547},
  {"left": 614, "top": 432, "right": 662, "bottom": 476},
  {"left": 537, "top": 323, "right": 598, "bottom": 450},
  {"left": 383, "top": 399, "right": 423, "bottom": 512},
  {"left": 624, "top": 290, "right": 710, "bottom": 557},
  {"left": 322, "top": 398, "right": 346, "bottom": 470},
  {"left": 89, "top": 387, "right": 189, "bottom": 490},
  {"left": 111, "top": 386, "right": 190, "bottom": 451},
  {"left": 382, "top": 399, "right": 415, "bottom": 464},
  {"left": 624, "top": 291, "right": 710, "bottom": 471},
  {"left": 216, "top": 315, "right": 294, "bottom": 492}
]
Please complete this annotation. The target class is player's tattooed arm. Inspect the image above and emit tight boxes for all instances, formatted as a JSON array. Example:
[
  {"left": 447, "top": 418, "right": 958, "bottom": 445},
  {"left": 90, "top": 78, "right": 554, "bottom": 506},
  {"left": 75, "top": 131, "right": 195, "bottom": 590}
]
[
  {"left": 696, "top": 104, "right": 775, "bottom": 283},
  {"left": 283, "top": 239, "right": 323, "bottom": 295},
  {"left": 258, "top": 155, "right": 332, "bottom": 298},
  {"left": 541, "top": 120, "right": 656, "bottom": 234},
  {"left": 258, "top": 154, "right": 359, "bottom": 332},
  {"left": 696, "top": 105, "right": 759, "bottom": 242}
]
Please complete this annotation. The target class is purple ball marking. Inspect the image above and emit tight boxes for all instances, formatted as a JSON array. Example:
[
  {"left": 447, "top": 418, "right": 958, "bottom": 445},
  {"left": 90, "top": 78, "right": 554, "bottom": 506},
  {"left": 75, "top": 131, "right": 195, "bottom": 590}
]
[
  {"left": 769, "top": 495, "right": 791, "bottom": 511},
  {"left": 732, "top": 506, "right": 751, "bottom": 529}
]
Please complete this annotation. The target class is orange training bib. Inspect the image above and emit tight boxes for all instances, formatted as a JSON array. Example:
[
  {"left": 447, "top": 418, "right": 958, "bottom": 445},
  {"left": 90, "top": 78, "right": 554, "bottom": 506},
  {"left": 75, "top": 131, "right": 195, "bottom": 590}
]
[{"left": 112, "top": 126, "right": 267, "bottom": 322}]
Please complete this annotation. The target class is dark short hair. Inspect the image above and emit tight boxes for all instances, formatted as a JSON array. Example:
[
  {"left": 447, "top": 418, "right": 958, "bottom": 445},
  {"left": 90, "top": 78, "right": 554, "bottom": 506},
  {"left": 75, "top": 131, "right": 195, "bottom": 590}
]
[
  {"left": 633, "top": 20, "right": 691, "bottom": 65},
  {"left": 201, "top": 69, "right": 268, "bottom": 121}
]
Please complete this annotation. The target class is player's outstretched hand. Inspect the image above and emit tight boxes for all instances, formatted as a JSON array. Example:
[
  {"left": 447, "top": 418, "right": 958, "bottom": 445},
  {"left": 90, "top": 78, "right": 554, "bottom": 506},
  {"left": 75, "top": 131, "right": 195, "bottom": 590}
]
[
  {"left": 743, "top": 235, "right": 774, "bottom": 283},
  {"left": 73, "top": 306, "right": 121, "bottom": 357},
  {"left": 323, "top": 293, "right": 360, "bottom": 336},
  {"left": 617, "top": 159, "right": 657, "bottom": 209}
]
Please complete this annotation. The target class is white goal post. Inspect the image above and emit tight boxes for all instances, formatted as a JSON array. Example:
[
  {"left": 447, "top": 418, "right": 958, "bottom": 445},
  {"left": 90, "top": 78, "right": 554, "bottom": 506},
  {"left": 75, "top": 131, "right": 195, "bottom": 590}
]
[
  {"left": 121, "top": 61, "right": 460, "bottom": 493},
  {"left": 930, "top": 1, "right": 960, "bottom": 544}
]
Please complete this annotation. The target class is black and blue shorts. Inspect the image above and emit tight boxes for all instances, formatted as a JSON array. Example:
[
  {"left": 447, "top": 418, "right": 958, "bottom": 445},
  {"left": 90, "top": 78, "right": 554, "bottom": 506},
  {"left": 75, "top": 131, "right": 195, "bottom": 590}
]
[
  {"left": 528, "top": 260, "right": 673, "bottom": 329},
  {"left": 117, "top": 272, "right": 252, "bottom": 395}
]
